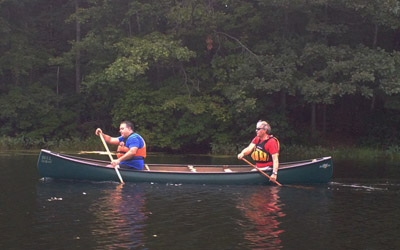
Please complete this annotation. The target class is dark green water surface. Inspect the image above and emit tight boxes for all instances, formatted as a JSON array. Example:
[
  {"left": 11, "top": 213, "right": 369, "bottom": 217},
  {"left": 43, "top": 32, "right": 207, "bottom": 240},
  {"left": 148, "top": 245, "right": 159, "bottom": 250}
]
[{"left": 0, "top": 151, "right": 399, "bottom": 249}]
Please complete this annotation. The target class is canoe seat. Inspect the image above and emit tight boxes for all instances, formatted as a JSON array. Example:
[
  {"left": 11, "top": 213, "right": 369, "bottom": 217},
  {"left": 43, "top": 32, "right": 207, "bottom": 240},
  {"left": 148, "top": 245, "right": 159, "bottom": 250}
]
[
  {"left": 251, "top": 166, "right": 272, "bottom": 171},
  {"left": 222, "top": 165, "right": 232, "bottom": 172},
  {"left": 188, "top": 165, "right": 197, "bottom": 172}
]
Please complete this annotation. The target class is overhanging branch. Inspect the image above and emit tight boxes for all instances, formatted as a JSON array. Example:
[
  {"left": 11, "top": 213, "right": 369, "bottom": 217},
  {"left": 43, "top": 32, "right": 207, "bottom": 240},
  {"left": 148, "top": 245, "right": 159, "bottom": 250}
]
[{"left": 214, "top": 31, "right": 263, "bottom": 65}]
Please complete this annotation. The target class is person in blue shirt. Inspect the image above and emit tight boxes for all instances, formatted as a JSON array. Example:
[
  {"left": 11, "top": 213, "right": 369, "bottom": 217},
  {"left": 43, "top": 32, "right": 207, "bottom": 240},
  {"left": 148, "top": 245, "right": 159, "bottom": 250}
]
[{"left": 95, "top": 121, "right": 146, "bottom": 170}]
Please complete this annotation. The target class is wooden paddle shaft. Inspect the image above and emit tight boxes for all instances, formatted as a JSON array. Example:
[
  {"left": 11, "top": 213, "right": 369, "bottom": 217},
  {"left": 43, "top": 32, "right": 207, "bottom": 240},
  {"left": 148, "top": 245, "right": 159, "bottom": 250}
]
[
  {"left": 99, "top": 133, "right": 124, "bottom": 184},
  {"left": 242, "top": 158, "right": 282, "bottom": 186}
]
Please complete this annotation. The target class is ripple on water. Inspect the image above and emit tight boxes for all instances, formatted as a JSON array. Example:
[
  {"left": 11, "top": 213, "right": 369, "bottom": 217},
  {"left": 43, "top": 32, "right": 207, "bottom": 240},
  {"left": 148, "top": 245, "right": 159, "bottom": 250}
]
[{"left": 329, "top": 180, "right": 400, "bottom": 193}]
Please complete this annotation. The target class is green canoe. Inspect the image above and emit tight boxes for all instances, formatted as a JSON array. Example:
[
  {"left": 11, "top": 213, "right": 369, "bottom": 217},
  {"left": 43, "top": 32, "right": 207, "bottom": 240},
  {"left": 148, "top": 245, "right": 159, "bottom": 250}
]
[{"left": 37, "top": 149, "right": 333, "bottom": 185}]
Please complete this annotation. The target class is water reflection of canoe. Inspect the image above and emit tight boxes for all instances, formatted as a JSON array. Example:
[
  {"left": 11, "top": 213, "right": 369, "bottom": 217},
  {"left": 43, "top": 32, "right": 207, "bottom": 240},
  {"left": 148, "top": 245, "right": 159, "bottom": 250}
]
[{"left": 37, "top": 149, "right": 333, "bottom": 185}]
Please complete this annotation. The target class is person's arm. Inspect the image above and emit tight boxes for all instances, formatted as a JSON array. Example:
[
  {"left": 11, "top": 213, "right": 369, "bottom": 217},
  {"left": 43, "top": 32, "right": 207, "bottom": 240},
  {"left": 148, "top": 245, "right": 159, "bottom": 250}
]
[
  {"left": 237, "top": 143, "right": 256, "bottom": 159},
  {"left": 270, "top": 153, "right": 279, "bottom": 181},
  {"left": 111, "top": 147, "right": 138, "bottom": 167},
  {"left": 95, "top": 128, "right": 119, "bottom": 145}
]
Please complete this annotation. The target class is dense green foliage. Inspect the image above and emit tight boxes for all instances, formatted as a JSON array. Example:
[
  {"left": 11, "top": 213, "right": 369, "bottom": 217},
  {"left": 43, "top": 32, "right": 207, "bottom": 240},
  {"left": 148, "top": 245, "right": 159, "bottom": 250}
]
[{"left": 1, "top": 0, "right": 400, "bottom": 153}]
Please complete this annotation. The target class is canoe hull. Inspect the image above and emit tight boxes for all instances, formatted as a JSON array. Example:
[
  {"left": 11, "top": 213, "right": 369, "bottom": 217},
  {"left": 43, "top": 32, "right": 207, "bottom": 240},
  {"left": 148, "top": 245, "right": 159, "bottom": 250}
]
[{"left": 37, "top": 150, "right": 333, "bottom": 185}]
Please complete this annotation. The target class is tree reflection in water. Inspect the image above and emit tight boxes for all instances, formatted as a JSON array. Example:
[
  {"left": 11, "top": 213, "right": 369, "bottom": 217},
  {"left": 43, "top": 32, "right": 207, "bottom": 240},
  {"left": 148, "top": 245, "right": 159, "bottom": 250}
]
[
  {"left": 88, "top": 184, "right": 147, "bottom": 249},
  {"left": 236, "top": 186, "right": 285, "bottom": 249}
]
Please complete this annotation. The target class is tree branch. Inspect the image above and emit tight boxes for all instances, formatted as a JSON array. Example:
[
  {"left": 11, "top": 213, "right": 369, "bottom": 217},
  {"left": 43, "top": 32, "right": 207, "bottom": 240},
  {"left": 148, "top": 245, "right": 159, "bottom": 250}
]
[{"left": 214, "top": 31, "right": 263, "bottom": 65}]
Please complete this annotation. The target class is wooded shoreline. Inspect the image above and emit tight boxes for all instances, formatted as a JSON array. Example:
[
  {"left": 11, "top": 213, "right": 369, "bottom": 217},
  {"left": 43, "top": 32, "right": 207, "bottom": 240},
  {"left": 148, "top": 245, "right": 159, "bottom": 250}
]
[
  {"left": 1, "top": 1, "right": 400, "bottom": 154},
  {"left": 1, "top": 136, "right": 399, "bottom": 162}
]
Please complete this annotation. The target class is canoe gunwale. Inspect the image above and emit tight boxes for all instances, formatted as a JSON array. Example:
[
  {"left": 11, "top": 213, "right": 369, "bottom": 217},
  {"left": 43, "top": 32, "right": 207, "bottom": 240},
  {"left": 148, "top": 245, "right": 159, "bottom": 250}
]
[
  {"left": 40, "top": 149, "right": 332, "bottom": 175},
  {"left": 38, "top": 149, "right": 333, "bottom": 184}
]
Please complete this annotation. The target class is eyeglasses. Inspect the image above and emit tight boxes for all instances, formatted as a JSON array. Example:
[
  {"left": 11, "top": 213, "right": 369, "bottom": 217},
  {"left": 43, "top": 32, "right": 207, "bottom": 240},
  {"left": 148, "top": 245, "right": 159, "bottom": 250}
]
[{"left": 256, "top": 127, "right": 264, "bottom": 131}]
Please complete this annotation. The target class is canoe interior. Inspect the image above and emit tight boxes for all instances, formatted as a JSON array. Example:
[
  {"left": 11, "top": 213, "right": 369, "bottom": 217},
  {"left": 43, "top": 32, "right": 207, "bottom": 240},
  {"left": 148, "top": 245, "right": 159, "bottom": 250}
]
[{"left": 53, "top": 152, "right": 256, "bottom": 173}]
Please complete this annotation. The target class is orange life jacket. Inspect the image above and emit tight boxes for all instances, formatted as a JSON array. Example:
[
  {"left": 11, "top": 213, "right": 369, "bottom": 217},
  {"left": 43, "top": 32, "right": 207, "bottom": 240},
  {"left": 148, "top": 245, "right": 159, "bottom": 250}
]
[{"left": 116, "top": 134, "right": 146, "bottom": 159}]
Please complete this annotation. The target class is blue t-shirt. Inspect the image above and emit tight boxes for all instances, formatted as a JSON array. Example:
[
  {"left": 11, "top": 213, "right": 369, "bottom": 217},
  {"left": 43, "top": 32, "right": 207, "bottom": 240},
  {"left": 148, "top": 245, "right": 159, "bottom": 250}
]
[{"left": 118, "top": 133, "right": 145, "bottom": 170}]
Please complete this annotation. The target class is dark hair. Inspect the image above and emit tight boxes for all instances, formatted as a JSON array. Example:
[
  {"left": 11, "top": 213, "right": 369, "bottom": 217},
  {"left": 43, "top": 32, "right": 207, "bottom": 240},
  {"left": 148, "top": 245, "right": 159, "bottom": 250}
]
[{"left": 121, "top": 121, "right": 134, "bottom": 131}]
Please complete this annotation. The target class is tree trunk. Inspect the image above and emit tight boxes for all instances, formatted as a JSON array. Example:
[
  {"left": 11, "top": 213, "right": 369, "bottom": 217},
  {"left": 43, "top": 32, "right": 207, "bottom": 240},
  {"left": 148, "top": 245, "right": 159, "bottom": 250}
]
[
  {"left": 75, "top": 0, "right": 81, "bottom": 94},
  {"left": 322, "top": 103, "right": 327, "bottom": 135},
  {"left": 56, "top": 66, "right": 60, "bottom": 109},
  {"left": 373, "top": 23, "right": 378, "bottom": 48},
  {"left": 136, "top": 10, "right": 141, "bottom": 33},
  {"left": 370, "top": 92, "right": 376, "bottom": 111},
  {"left": 311, "top": 102, "right": 317, "bottom": 138},
  {"left": 280, "top": 89, "right": 286, "bottom": 112}
]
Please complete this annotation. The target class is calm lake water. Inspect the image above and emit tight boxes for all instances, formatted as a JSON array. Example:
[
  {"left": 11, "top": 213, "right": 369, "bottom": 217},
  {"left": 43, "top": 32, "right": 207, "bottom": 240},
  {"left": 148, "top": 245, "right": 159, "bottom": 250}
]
[{"left": 1, "top": 151, "right": 400, "bottom": 250}]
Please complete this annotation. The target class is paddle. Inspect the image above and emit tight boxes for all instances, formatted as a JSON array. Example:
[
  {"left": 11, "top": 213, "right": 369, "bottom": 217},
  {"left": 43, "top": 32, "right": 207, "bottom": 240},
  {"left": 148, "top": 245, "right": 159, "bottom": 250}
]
[
  {"left": 99, "top": 133, "right": 124, "bottom": 184},
  {"left": 78, "top": 150, "right": 116, "bottom": 155},
  {"left": 242, "top": 158, "right": 282, "bottom": 186}
]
